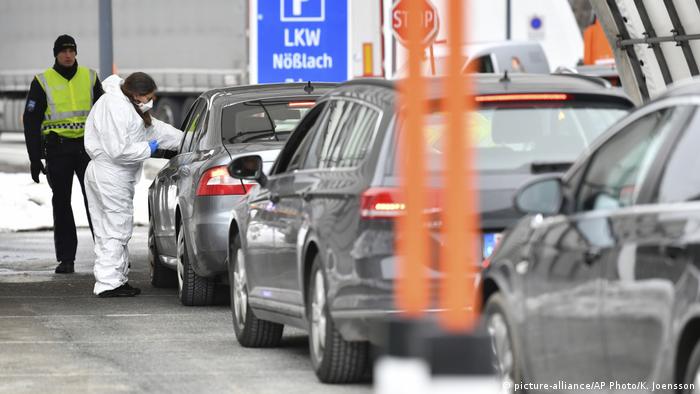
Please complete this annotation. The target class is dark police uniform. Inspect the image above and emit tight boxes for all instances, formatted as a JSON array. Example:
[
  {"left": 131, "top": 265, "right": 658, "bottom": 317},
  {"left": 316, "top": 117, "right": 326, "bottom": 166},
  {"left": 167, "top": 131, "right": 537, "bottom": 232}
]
[{"left": 23, "top": 35, "right": 103, "bottom": 273}]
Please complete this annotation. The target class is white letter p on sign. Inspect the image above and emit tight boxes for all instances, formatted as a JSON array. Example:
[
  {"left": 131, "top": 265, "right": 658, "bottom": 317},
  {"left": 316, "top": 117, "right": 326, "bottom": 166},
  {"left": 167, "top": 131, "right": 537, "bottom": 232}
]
[{"left": 292, "top": 0, "right": 310, "bottom": 16}]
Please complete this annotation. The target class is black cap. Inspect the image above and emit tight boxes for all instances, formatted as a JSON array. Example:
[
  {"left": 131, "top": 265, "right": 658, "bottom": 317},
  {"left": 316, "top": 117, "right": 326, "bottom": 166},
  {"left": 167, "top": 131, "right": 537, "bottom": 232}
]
[{"left": 53, "top": 35, "right": 77, "bottom": 57}]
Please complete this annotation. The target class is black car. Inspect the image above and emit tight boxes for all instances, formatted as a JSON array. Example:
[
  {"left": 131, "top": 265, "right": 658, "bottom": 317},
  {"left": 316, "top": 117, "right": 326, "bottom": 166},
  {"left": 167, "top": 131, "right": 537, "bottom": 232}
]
[
  {"left": 483, "top": 80, "right": 700, "bottom": 392},
  {"left": 226, "top": 74, "right": 633, "bottom": 383}
]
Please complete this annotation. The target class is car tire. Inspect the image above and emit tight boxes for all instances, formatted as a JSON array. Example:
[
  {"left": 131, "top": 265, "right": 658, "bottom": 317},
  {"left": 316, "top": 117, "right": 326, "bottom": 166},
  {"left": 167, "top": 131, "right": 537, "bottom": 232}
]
[
  {"left": 153, "top": 97, "right": 182, "bottom": 127},
  {"left": 307, "top": 255, "right": 369, "bottom": 383},
  {"left": 484, "top": 293, "right": 523, "bottom": 394},
  {"left": 682, "top": 340, "right": 700, "bottom": 393},
  {"left": 177, "top": 228, "right": 215, "bottom": 306},
  {"left": 228, "top": 233, "right": 284, "bottom": 347},
  {"left": 149, "top": 215, "right": 177, "bottom": 288}
]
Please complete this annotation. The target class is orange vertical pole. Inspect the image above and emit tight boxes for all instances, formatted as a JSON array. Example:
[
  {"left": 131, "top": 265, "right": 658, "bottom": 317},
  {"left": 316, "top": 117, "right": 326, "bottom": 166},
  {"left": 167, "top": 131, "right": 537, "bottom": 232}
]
[
  {"left": 396, "top": 0, "right": 429, "bottom": 316},
  {"left": 440, "top": 0, "right": 478, "bottom": 331}
]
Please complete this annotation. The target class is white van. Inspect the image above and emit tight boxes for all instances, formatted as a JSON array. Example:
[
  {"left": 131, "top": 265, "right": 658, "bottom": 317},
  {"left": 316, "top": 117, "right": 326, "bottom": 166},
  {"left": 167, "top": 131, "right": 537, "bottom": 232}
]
[
  {"left": 395, "top": 41, "right": 550, "bottom": 78},
  {"left": 386, "top": 0, "right": 584, "bottom": 77}
]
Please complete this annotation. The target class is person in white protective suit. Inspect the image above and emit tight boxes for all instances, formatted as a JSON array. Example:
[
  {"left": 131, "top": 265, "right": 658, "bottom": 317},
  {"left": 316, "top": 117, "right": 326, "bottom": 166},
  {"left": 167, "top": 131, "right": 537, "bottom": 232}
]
[{"left": 84, "top": 72, "right": 182, "bottom": 297}]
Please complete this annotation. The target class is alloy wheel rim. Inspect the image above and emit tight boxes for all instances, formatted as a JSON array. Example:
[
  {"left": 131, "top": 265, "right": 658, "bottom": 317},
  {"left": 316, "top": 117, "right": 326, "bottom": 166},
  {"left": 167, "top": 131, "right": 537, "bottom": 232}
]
[
  {"left": 488, "top": 312, "right": 515, "bottom": 390},
  {"left": 176, "top": 232, "right": 184, "bottom": 296},
  {"left": 233, "top": 248, "right": 247, "bottom": 328},
  {"left": 148, "top": 223, "right": 156, "bottom": 281},
  {"left": 310, "top": 269, "right": 326, "bottom": 364}
]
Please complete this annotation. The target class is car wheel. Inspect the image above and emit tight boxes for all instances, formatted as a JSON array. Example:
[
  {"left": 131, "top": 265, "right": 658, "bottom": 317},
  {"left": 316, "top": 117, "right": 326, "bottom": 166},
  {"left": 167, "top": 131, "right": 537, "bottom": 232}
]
[
  {"left": 177, "top": 227, "right": 215, "bottom": 306},
  {"left": 682, "top": 340, "right": 700, "bottom": 393},
  {"left": 227, "top": 233, "right": 284, "bottom": 347},
  {"left": 149, "top": 215, "right": 177, "bottom": 288},
  {"left": 485, "top": 293, "right": 523, "bottom": 394},
  {"left": 307, "top": 255, "right": 369, "bottom": 383},
  {"left": 153, "top": 97, "right": 182, "bottom": 127}
]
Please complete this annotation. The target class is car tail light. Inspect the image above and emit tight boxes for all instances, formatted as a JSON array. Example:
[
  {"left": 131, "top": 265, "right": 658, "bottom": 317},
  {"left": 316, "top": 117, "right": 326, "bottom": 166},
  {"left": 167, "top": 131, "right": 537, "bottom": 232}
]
[
  {"left": 360, "top": 187, "right": 404, "bottom": 219},
  {"left": 196, "top": 166, "right": 250, "bottom": 196},
  {"left": 475, "top": 93, "right": 570, "bottom": 103}
]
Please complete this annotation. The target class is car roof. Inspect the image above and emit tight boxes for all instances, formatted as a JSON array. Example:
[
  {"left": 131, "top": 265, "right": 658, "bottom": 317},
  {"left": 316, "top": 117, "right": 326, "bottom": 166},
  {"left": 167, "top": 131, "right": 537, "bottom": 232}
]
[
  {"left": 200, "top": 82, "right": 338, "bottom": 102},
  {"left": 340, "top": 73, "right": 633, "bottom": 103}
]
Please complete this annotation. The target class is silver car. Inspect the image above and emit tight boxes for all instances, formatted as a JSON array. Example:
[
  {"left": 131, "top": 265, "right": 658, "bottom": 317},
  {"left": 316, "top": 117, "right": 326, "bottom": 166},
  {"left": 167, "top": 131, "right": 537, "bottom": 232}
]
[{"left": 147, "top": 83, "right": 335, "bottom": 306}]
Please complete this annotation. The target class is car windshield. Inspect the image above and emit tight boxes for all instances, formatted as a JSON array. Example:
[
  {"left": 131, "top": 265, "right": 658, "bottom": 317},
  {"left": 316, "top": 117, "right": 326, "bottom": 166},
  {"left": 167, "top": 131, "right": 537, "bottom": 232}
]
[
  {"left": 221, "top": 99, "right": 315, "bottom": 144},
  {"left": 392, "top": 102, "right": 630, "bottom": 174}
]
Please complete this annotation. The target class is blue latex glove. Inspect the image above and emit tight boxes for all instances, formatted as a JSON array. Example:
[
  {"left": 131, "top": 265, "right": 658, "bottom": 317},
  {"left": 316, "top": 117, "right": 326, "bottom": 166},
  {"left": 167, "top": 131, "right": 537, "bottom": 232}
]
[{"left": 148, "top": 139, "right": 159, "bottom": 154}]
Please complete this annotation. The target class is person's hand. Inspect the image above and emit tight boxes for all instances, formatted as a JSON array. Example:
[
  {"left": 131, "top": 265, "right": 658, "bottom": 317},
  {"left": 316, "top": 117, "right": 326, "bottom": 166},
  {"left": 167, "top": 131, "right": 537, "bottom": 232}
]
[
  {"left": 148, "top": 139, "right": 159, "bottom": 155},
  {"left": 30, "top": 161, "right": 46, "bottom": 183}
]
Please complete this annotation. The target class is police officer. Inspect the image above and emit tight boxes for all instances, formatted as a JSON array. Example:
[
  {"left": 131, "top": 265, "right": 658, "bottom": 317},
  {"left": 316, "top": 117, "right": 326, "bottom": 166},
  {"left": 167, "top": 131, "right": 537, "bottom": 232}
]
[{"left": 23, "top": 35, "right": 104, "bottom": 274}]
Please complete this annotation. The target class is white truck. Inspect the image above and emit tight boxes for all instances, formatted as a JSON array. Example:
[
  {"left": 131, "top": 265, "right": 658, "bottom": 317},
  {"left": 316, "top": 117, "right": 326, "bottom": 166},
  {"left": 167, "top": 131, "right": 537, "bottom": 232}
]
[
  {"left": 0, "top": 0, "right": 249, "bottom": 132},
  {"left": 0, "top": 0, "right": 587, "bottom": 133}
]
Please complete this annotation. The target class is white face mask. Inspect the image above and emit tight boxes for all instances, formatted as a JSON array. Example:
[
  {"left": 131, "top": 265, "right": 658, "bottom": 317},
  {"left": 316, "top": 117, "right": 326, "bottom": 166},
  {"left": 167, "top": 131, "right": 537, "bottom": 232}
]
[{"left": 137, "top": 99, "right": 154, "bottom": 113}]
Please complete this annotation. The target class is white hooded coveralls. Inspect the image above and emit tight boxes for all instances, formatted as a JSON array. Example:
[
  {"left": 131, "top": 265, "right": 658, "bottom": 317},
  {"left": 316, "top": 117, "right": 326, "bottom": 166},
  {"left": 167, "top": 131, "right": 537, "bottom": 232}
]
[{"left": 84, "top": 75, "right": 182, "bottom": 295}]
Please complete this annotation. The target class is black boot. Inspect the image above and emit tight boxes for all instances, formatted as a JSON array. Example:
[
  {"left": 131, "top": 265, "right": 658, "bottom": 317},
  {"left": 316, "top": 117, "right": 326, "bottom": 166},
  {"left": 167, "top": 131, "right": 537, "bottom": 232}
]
[
  {"left": 55, "top": 261, "right": 74, "bottom": 274},
  {"left": 97, "top": 283, "right": 141, "bottom": 298}
]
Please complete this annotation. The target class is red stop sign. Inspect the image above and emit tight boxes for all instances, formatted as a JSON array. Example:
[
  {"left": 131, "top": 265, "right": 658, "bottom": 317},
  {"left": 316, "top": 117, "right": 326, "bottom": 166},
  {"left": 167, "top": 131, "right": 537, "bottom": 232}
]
[{"left": 391, "top": 0, "right": 440, "bottom": 47}]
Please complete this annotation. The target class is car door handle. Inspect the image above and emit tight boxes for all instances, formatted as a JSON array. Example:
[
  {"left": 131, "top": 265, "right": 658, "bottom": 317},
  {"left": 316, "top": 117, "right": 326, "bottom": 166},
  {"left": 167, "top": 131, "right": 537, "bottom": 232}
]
[
  {"left": 301, "top": 191, "right": 312, "bottom": 202},
  {"left": 270, "top": 194, "right": 280, "bottom": 204}
]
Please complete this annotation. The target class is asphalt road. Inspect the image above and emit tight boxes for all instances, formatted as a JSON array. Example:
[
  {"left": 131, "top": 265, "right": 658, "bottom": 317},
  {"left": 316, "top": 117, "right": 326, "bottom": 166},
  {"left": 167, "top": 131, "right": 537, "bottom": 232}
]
[{"left": 0, "top": 134, "right": 372, "bottom": 394}]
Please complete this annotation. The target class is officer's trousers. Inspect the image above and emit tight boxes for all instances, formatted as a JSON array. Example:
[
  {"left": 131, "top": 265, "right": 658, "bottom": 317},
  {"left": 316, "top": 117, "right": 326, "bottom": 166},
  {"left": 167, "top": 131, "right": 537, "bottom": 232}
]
[{"left": 45, "top": 134, "right": 94, "bottom": 263}]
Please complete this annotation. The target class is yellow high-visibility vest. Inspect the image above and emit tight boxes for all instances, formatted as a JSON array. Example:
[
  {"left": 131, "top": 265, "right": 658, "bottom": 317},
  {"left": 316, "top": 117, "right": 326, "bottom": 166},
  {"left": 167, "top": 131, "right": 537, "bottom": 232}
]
[{"left": 35, "top": 66, "right": 96, "bottom": 138}]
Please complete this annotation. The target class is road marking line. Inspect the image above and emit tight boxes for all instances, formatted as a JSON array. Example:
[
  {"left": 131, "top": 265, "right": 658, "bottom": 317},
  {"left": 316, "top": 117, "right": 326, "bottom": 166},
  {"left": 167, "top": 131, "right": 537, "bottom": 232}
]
[{"left": 103, "top": 314, "right": 151, "bottom": 317}]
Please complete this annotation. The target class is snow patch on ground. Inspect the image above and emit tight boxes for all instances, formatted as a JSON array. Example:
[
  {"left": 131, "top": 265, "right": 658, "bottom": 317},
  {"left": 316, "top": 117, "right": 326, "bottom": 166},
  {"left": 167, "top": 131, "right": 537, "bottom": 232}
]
[{"left": 0, "top": 159, "right": 168, "bottom": 233}]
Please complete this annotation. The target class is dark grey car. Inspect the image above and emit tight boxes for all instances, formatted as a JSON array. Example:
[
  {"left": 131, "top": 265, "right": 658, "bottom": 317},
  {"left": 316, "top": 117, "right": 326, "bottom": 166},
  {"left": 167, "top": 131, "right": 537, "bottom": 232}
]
[
  {"left": 226, "top": 74, "right": 633, "bottom": 382},
  {"left": 147, "top": 83, "right": 334, "bottom": 306},
  {"left": 482, "top": 80, "right": 700, "bottom": 393}
]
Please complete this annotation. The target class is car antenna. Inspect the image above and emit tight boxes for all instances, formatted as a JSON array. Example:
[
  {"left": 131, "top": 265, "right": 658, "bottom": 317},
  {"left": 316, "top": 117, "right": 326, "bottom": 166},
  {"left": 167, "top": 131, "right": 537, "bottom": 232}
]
[
  {"left": 304, "top": 81, "right": 314, "bottom": 94},
  {"left": 500, "top": 70, "right": 510, "bottom": 83}
]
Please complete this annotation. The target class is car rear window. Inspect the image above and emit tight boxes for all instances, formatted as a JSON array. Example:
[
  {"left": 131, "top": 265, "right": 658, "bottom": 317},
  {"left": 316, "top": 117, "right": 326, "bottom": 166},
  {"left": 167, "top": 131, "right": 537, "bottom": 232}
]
[
  {"left": 221, "top": 99, "right": 316, "bottom": 143},
  {"left": 390, "top": 98, "right": 631, "bottom": 174}
]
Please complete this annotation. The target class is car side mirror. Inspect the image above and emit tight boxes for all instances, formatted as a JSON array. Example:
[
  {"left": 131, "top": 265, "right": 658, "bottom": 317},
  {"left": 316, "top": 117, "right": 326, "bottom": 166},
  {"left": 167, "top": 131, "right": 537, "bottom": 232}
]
[
  {"left": 228, "top": 155, "right": 267, "bottom": 187},
  {"left": 514, "top": 176, "right": 564, "bottom": 215}
]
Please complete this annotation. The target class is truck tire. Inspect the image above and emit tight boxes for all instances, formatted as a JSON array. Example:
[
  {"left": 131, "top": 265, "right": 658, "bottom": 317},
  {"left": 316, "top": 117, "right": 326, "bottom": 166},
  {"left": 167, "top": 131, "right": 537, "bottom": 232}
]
[
  {"left": 307, "top": 255, "right": 369, "bottom": 383},
  {"left": 149, "top": 215, "right": 177, "bottom": 288},
  {"left": 228, "top": 233, "right": 284, "bottom": 347},
  {"left": 177, "top": 228, "right": 215, "bottom": 306},
  {"left": 154, "top": 97, "right": 182, "bottom": 127}
]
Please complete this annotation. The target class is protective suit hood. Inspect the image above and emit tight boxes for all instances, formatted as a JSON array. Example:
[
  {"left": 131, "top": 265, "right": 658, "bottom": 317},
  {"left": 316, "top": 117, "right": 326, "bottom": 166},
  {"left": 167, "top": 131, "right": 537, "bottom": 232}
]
[{"left": 101, "top": 74, "right": 126, "bottom": 97}]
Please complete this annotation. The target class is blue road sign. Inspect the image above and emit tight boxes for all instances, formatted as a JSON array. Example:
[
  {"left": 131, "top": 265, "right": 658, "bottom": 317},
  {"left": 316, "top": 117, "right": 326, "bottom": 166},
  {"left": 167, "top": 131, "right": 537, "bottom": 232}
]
[{"left": 257, "top": 0, "right": 348, "bottom": 83}]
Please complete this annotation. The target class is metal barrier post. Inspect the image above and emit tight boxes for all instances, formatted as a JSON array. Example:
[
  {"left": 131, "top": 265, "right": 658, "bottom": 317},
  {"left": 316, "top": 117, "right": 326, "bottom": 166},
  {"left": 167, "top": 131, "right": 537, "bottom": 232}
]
[{"left": 396, "top": 0, "right": 430, "bottom": 316}]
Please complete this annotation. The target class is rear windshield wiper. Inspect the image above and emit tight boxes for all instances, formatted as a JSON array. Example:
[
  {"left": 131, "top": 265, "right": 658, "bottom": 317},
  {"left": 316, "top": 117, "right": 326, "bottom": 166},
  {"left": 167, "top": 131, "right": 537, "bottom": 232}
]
[
  {"left": 530, "top": 161, "right": 573, "bottom": 174},
  {"left": 257, "top": 101, "right": 279, "bottom": 141},
  {"left": 227, "top": 130, "right": 276, "bottom": 143}
]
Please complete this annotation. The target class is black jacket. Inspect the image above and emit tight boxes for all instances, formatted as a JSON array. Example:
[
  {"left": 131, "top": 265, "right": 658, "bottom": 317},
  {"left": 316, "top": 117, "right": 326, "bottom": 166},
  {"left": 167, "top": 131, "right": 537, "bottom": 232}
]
[{"left": 23, "top": 61, "right": 104, "bottom": 162}]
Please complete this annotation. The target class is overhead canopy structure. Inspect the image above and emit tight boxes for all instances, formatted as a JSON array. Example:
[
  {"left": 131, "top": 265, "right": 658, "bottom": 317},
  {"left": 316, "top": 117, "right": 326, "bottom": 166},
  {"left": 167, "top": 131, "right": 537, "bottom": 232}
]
[{"left": 591, "top": 0, "right": 700, "bottom": 104}]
